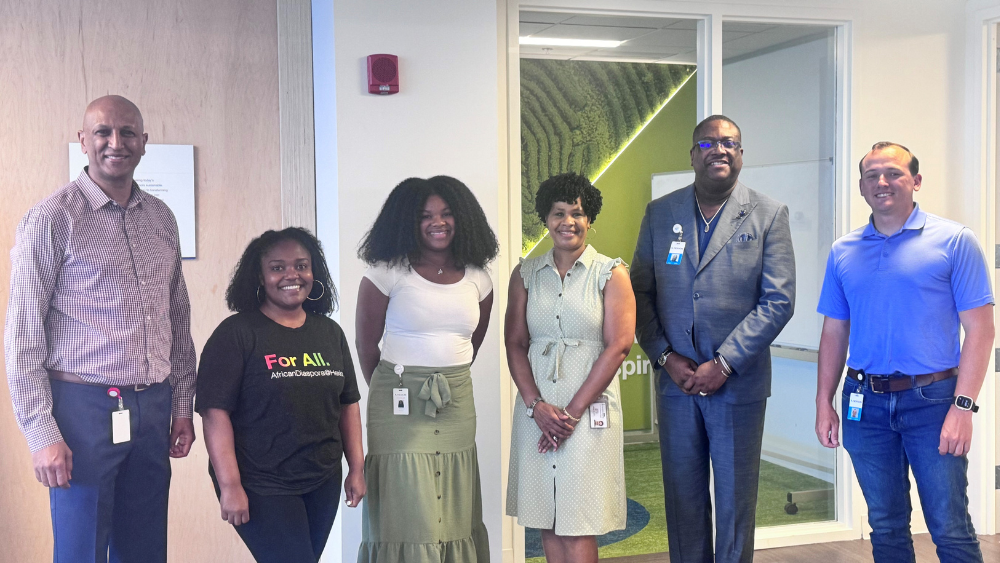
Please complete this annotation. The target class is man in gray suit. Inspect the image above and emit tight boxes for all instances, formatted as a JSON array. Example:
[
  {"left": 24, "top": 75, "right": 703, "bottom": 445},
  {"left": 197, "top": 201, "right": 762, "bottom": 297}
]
[{"left": 631, "top": 115, "right": 796, "bottom": 562}]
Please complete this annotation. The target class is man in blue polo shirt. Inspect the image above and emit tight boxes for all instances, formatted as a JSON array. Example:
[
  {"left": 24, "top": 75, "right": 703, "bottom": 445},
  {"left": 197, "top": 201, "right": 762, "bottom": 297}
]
[{"left": 815, "top": 142, "right": 992, "bottom": 562}]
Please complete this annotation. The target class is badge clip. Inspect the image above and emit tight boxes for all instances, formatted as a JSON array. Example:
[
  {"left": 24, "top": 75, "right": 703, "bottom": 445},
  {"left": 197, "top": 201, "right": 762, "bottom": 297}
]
[
  {"left": 392, "top": 365, "right": 409, "bottom": 415},
  {"left": 108, "top": 387, "right": 130, "bottom": 444}
]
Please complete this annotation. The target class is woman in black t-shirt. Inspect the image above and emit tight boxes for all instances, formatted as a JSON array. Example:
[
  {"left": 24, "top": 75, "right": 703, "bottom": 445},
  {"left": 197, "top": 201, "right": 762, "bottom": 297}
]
[{"left": 197, "top": 227, "right": 364, "bottom": 563}]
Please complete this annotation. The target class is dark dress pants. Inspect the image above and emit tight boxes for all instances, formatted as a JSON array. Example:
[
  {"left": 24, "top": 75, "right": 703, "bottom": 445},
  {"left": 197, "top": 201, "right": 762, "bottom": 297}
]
[
  {"left": 657, "top": 392, "right": 766, "bottom": 563},
  {"left": 49, "top": 379, "right": 173, "bottom": 563},
  {"left": 212, "top": 470, "right": 342, "bottom": 563}
]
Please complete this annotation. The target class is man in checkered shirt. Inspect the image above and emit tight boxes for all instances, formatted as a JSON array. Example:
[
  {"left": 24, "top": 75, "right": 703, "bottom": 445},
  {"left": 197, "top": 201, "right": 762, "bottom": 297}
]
[{"left": 4, "top": 95, "right": 197, "bottom": 563}]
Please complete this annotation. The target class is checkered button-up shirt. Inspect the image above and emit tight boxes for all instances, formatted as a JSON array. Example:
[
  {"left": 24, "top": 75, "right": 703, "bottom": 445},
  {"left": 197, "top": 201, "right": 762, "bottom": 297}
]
[{"left": 5, "top": 170, "right": 197, "bottom": 452}]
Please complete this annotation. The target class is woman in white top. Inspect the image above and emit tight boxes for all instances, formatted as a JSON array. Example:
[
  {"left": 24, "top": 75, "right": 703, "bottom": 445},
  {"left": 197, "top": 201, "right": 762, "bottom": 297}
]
[{"left": 356, "top": 176, "right": 498, "bottom": 563}]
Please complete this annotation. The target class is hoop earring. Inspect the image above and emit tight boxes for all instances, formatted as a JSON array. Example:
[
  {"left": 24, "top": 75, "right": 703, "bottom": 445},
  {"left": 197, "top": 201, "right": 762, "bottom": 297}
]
[
  {"left": 256, "top": 285, "right": 265, "bottom": 303},
  {"left": 306, "top": 280, "right": 325, "bottom": 301},
  {"left": 589, "top": 226, "right": 597, "bottom": 235}
]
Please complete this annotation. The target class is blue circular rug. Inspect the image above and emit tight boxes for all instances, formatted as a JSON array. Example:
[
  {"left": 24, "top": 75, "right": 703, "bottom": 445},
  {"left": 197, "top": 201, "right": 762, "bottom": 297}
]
[{"left": 524, "top": 498, "right": 650, "bottom": 558}]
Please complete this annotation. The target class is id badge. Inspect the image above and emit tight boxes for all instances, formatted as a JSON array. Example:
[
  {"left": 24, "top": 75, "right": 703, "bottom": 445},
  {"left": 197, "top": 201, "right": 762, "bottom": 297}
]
[
  {"left": 666, "top": 241, "right": 685, "bottom": 265},
  {"left": 393, "top": 388, "right": 409, "bottom": 415},
  {"left": 847, "top": 392, "right": 863, "bottom": 421},
  {"left": 108, "top": 387, "right": 131, "bottom": 444},
  {"left": 590, "top": 395, "right": 609, "bottom": 429},
  {"left": 112, "top": 410, "right": 131, "bottom": 444}
]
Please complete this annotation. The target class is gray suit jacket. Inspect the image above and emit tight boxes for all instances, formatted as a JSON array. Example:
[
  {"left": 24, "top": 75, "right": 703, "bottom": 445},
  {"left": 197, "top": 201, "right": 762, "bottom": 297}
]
[{"left": 631, "top": 182, "right": 796, "bottom": 404}]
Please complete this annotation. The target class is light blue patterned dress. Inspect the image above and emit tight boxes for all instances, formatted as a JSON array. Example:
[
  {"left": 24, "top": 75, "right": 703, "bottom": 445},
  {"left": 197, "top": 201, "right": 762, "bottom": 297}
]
[{"left": 505, "top": 245, "right": 626, "bottom": 536}]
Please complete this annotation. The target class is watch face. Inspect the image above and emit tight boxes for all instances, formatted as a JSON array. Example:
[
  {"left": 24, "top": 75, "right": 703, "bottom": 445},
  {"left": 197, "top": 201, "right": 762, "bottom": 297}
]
[{"left": 955, "top": 396, "right": 973, "bottom": 410}]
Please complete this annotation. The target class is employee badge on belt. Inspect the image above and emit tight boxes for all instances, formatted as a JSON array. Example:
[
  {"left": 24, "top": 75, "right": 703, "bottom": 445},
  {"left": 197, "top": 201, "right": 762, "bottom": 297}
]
[
  {"left": 108, "top": 387, "right": 131, "bottom": 444},
  {"left": 392, "top": 364, "right": 409, "bottom": 415},
  {"left": 847, "top": 392, "right": 863, "bottom": 421}
]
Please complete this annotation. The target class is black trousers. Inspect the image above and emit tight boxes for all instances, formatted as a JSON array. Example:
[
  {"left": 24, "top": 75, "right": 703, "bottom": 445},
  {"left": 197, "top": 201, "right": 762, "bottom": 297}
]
[{"left": 216, "top": 469, "right": 342, "bottom": 563}]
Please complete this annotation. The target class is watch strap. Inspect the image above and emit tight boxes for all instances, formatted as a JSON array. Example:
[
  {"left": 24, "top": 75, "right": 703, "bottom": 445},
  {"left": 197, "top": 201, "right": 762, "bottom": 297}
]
[
  {"left": 658, "top": 348, "right": 674, "bottom": 366},
  {"left": 526, "top": 396, "right": 544, "bottom": 418},
  {"left": 954, "top": 395, "right": 979, "bottom": 413}
]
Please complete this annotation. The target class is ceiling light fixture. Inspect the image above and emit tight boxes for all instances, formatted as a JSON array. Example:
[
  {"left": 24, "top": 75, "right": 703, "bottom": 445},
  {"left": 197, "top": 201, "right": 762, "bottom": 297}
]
[{"left": 518, "top": 37, "right": 622, "bottom": 48}]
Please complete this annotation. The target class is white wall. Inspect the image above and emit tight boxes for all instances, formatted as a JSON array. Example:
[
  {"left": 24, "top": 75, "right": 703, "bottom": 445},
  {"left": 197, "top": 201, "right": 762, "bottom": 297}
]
[{"left": 329, "top": 1, "right": 504, "bottom": 560}]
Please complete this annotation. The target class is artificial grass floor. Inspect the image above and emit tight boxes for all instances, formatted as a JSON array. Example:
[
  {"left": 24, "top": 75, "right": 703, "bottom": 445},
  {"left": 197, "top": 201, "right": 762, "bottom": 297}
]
[{"left": 525, "top": 442, "right": 835, "bottom": 562}]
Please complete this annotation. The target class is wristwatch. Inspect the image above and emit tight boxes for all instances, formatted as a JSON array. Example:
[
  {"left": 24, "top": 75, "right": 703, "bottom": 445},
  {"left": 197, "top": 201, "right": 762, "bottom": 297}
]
[
  {"left": 954, "top": 395, "right": 979, "bottom": 413},
  {"left": 657, "top": 347, "right": 674, "bottom": 367},
  {"left": 526, "top": 397, "right": 545, "bottom": 418}
]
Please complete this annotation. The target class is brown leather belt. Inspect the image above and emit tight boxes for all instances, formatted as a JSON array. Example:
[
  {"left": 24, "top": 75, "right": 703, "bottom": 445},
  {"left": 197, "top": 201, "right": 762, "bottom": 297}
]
[
  {"left": 48, "top": 370, "right": 154, "bottom": 392},
  {"left": 846, "top": 367, "right": 957, "bottom": 394}
]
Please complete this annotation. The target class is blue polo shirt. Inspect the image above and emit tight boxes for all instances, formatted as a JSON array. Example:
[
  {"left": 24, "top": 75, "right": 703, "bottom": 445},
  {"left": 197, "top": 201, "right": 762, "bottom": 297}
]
[{"left": 817, "top": 204, "right": 994, "bottom": 374}]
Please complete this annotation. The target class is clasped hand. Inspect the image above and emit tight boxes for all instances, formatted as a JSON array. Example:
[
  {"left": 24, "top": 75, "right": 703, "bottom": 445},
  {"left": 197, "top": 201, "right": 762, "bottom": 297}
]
[
  {"left": 533, "top": 401, "right": 579, "bottom": 453},
  {"left": 664, "top": 353, "right": 727, "bottom": 396}
]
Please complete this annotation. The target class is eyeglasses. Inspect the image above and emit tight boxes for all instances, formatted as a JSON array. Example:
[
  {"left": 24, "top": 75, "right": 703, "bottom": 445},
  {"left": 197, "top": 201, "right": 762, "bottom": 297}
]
[{"left": 693, "top": 139, "right": 741, "bottom": 151}]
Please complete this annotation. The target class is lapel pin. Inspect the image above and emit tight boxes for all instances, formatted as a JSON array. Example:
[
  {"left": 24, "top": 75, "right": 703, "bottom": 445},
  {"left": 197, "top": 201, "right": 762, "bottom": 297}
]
[{"left": 738, "top": 209, "right": 746, "bottom": 218}]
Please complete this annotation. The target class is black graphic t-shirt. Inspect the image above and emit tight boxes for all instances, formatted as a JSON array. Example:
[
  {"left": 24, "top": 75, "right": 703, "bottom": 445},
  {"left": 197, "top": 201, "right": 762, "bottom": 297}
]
[{"left": 196, "top": 309, "right": 361, "bottom": 495}]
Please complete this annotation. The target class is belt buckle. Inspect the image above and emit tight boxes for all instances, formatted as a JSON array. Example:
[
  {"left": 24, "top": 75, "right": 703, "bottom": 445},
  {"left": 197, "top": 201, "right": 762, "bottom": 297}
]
[
  {"left": 869, "top": 375, "right": 889, "bottom": 394},
  {"left": 134, "top": 384, "right": 151, "bottom": 392}
]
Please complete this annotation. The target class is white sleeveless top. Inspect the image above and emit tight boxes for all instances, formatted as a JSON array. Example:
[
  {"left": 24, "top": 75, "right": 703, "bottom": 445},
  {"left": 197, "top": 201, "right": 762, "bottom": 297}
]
[{"left": 363, "top": 261, "right": 493, "bottom": 367}]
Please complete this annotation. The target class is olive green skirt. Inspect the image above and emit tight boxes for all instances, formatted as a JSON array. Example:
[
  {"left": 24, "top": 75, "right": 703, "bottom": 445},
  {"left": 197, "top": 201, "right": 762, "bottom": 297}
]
[{"left": 358, "top": 360, "right": 490, "bottom": 563}]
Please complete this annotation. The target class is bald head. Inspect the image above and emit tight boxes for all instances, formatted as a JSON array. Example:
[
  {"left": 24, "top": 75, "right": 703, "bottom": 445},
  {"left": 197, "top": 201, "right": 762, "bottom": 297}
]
[
  {"left": 83, "top": 95, "right": 144, "bottom": 132},
  {"left": 78, "top": 95, "right": 148, "bottom": 198}
]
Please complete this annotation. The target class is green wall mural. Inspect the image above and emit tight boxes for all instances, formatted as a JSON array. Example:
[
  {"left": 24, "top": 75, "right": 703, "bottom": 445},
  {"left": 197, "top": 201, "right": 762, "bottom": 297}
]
[
  {"left": 522, "top": 62, "right": 698, "bottom": 431},
  {"left": 520, "top": 59, "right": 696, "bottom": 253}
]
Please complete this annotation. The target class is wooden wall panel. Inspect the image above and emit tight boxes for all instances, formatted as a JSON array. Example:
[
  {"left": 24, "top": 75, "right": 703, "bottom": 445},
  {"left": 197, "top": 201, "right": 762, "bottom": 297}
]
[{"left": 0, "top": 1, "right": 281, "bottom": 561}]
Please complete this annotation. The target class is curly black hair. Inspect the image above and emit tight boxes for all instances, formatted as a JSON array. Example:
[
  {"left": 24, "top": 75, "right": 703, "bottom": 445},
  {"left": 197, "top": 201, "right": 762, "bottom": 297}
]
[
  {"left": 226, "top": 227, "right": 338, "bottom": 315},
  {"left": 534, "top": 172, "right": 604, "bottom": 224},
  {"left": 357, "top": 175, "right": 499, "bottom": 269}
]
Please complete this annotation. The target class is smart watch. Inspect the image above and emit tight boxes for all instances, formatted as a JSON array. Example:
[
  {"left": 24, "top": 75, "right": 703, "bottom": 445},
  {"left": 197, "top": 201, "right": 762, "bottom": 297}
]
[
  {"left": 526, "top": 397, "right": 545, "bottom": 418},
  {"left": 953, "top": 395, "right": 979, "bottom": 413},
  {"left": 657, "top": 347, "right": 674, "bottom": 367}
]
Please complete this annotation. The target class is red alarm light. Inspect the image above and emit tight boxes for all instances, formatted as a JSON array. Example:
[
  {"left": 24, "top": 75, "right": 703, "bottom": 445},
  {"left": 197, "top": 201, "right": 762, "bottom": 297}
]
[{"left": 368, "top": 54, "right": 399, "bottom": 95}]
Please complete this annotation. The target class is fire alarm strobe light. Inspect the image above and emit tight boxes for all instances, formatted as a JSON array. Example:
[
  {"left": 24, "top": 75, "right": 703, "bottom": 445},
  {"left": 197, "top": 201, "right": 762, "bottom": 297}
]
[{"left": 368, "top": 54, "right": 399, "bottom": 95}]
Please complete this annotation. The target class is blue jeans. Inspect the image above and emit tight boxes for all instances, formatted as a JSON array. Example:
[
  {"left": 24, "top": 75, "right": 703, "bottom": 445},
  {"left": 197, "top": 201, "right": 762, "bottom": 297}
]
[{"left": 842, "top": 374, "right": 982, "bottom": 563}]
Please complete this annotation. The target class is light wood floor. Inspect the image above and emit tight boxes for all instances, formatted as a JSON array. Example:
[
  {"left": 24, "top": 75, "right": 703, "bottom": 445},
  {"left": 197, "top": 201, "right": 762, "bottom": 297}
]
[{"left": 602, "top": 534, "right": 1000, "bottom": 562}]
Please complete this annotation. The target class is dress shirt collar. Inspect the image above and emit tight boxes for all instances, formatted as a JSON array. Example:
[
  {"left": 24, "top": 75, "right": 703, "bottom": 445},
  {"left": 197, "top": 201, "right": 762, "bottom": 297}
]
[
  {"left": 541, "top": 244, "right": 597, "bottom": 273},
  {"left": 862, "top": 203, "right": 926, "bottom": 239},
  {"left": 77, "top": 168, "right": 144, "bottom": 211}
]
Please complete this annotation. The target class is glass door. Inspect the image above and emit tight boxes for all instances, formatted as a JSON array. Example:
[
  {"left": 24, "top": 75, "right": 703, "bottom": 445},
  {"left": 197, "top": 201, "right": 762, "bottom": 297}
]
[{"left": 720, "top": 21, "right": 840, "bottom": 529}]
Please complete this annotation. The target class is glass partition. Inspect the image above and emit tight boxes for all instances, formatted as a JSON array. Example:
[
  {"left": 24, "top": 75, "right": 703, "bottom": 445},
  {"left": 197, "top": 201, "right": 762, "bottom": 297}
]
[{"left": 721, "top": 21, "right": 839, "bottom": 527}]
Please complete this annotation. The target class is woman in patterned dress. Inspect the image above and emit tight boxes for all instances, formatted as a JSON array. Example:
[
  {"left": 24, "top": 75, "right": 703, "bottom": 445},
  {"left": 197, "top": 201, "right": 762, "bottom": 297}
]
[{"left": 504, "top": 173, "right": 636, "bottom": 563}]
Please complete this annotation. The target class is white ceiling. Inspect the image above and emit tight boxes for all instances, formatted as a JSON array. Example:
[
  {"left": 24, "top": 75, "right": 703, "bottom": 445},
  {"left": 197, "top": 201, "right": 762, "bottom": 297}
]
[{"left": 519, "top": 12, "right": 833, "bottom": 64}]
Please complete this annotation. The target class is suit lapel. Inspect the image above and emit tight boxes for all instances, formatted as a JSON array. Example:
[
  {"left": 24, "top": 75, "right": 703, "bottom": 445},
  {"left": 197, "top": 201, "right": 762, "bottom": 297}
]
[
  {"left": 696, "top": 182, "right": 755, "bottom": 275},
  {"left": 669, "top": 186, "right": 699, "bottom": 269}
]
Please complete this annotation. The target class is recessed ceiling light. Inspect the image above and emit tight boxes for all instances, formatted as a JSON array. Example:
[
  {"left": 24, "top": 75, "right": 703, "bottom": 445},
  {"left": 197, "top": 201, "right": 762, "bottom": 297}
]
[{"left": 518, "top": 37, "right": 622, "bottom": 48}]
